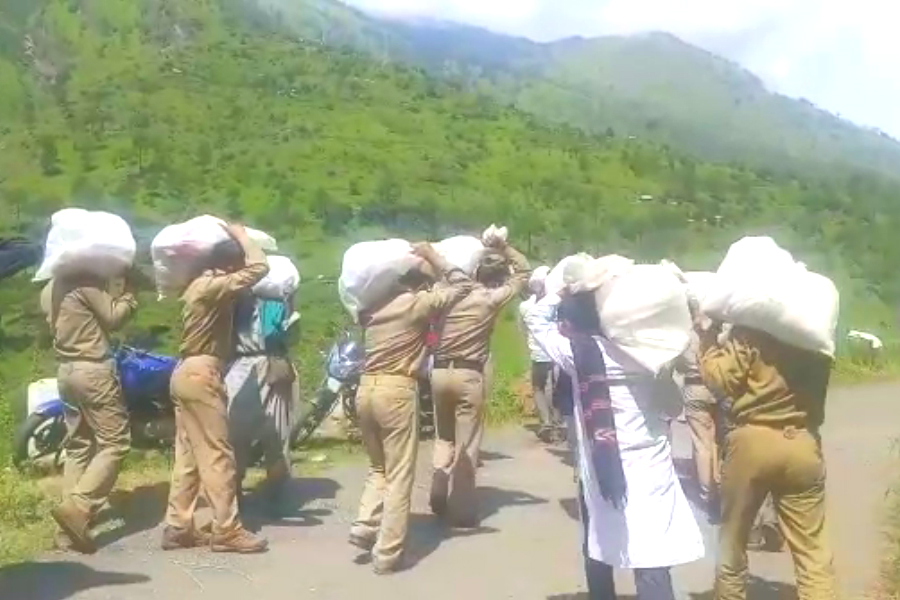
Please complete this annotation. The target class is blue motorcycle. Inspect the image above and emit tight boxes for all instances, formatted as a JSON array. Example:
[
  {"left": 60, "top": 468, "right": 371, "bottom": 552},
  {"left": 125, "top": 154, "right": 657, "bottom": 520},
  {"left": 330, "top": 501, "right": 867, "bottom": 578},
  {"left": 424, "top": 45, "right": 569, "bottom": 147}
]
[{"left": 13, "top": 346, "right": 177, "bottom": 470}]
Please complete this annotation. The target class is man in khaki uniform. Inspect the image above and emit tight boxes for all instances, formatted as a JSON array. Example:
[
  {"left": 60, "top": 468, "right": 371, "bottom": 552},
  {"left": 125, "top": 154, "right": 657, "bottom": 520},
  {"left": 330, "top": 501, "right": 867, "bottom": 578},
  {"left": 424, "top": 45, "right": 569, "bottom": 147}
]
[
  {"left": 429, "top": 239, "right": 529, "bottom": 527},
  {"left": 698, "top": 324, "right": 837, "bottom": 600},
  {"left": 349, "top": 243, "right": 472, "bottom": 575},
  {"left": 673, "top": 329, "right": 720, "bottom": 519},
  {"left": 163, "top": 223, "right": 270, "bottom": 554},
  {"left": 43, "top": 273, "right": 138, "bottom": 554}
]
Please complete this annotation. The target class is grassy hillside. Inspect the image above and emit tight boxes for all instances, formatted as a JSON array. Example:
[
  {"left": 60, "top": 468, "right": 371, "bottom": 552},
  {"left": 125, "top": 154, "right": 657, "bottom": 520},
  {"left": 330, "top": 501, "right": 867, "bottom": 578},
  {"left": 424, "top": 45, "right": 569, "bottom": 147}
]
[
  {"left": 251, "top": 0, "right": 900, "bottom": 178},
  {"left": 1, "top": 0, "right": 900, "bottom": 455}
]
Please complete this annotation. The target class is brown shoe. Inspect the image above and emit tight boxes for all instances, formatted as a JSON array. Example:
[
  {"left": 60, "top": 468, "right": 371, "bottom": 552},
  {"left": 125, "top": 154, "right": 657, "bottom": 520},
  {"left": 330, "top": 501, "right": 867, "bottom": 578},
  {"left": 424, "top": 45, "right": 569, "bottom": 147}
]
[
  {"left": 348, "top": 532, "right": 376, "bottom": 552},
  {"left": 211, "top": 528, "right": 268, "bottom": 554},
  {"left": 51, "top": 501, "right": 95, "bottom": 555},
  {"left": 161, "top": 524, "right": 213, "bottom": 551}
]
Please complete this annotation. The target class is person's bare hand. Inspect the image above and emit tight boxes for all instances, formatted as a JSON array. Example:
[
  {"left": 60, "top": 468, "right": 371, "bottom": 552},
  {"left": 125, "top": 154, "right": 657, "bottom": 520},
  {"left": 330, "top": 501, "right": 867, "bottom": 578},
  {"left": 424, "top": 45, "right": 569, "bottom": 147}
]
[
  {"left": 485, "top": 236, "right": 507, "bottom": 250},
  {"left": 220, "top": 221, "right": 247, "bottom": 240},
  {"left": 411, "top": 242, "right": 439, "bottom": 264}
]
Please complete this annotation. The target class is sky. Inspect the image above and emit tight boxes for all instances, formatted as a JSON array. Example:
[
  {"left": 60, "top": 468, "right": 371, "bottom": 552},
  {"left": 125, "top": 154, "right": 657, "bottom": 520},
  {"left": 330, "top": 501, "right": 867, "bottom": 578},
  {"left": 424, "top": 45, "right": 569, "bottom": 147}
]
[{"left": 343, "top": 0, "right": 900, "bottom": 138}]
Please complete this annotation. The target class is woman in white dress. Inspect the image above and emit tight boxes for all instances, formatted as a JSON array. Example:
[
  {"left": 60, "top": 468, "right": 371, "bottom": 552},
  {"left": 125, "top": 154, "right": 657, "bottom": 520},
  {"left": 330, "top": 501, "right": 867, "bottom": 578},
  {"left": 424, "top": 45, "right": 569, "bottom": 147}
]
[{"left": 522, "top": 291, "right": 704, "bottom": 599}]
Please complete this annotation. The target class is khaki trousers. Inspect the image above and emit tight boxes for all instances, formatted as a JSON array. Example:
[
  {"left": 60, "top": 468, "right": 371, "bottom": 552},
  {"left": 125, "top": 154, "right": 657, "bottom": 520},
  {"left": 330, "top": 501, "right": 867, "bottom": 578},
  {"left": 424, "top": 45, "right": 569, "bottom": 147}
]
[
  {"left": 430, "top": 367, "right": 485, "bottom": 525},
  {"left": 683, "top": 385, "right": 720, "bottom": 503},
  {"left": 716, "top": 424, "right": 837, "bottom": 600},
  {"left": 165, "top": 356, "right": 241, "bottom": 534},
  {"left": 351, "top": 374, "right": 419, "bottom": 569},
  {"left": 58, "top": 360, "right": 131, "bottom": 519}
]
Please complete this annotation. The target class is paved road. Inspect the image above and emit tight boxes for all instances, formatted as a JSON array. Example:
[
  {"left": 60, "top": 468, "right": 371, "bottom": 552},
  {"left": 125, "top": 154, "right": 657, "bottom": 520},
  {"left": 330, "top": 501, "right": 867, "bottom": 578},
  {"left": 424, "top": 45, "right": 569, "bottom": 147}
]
[{"left": 1, "top": 382, "right": 896, "bottom": 600}]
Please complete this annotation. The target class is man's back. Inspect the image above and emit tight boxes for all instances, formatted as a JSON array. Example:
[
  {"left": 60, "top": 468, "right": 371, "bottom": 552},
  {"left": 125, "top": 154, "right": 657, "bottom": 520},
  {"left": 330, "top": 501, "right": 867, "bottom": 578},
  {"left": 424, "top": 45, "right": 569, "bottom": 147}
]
[
  {"left": 435, "top": 287, "right": 505, "bottom": 364},
  {"left": 701, "top": 326, "right": 831, "bottom": 430}
]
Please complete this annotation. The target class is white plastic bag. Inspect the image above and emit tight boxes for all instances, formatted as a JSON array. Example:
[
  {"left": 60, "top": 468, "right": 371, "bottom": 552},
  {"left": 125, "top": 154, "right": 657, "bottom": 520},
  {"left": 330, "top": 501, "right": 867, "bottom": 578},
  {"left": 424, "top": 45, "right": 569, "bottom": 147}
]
[
  {"left": 701, "top": 236, "right": 839, "bottom": 357},
  {"left": 433, "top": 235, "right": 485, "bottom": 275},
  {"left": 544, "top": 254, "right": 592, "bottom": 296},
  {"left": 246, "top": 228, "right": 278, "bottom": 253},
  {"left": 338, "top": 239, "right": 418, "bottom": 322},
  {"left": 34, "top": 208, "right": 136, "bottom": 281},
  {"left": 594, "top": 264, "right": 693, "bottom": 374},
  {"left": 152, "top": 215, "right": 229, "bottom": 297},
  {"left": 253, "top": 255, "right": 300, "bottom": 299},
  {"left": 571, "top": 254, "right": 634, "bottom": 294},
  {"left": 151, "top": 216, "right": 278, "bottom": 298}
]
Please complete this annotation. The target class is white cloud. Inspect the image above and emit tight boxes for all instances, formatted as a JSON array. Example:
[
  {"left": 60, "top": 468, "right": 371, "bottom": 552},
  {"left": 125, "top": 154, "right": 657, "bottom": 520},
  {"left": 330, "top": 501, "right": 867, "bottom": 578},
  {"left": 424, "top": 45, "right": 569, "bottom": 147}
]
[{"left": 343, "top": 0, "right": 900, "bottom": 138}]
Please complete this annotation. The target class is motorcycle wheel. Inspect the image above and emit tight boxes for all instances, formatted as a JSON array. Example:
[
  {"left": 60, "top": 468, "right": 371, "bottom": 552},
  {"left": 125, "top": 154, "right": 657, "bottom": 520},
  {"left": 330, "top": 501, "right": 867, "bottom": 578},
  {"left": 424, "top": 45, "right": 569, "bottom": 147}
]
[
  {"left": 13, "top": 412, "right": 66, "bottom": 471},
  {"left": 289, "top": 389, "right": 339, "bottom": 449}
]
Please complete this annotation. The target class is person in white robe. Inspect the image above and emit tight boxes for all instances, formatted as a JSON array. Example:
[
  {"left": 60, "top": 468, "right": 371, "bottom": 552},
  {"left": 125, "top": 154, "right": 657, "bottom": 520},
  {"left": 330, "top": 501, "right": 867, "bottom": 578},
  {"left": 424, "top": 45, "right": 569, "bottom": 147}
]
[{"left": 522, "top": 291, "right": 704, "bottom": 599}]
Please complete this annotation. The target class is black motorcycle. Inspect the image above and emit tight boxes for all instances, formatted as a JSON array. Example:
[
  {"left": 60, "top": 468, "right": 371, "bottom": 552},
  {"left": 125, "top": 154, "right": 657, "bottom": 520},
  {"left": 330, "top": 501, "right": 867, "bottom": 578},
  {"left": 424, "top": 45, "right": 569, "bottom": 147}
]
[{"left": 290, "top": 330, "right": 434, "bottom": 446}]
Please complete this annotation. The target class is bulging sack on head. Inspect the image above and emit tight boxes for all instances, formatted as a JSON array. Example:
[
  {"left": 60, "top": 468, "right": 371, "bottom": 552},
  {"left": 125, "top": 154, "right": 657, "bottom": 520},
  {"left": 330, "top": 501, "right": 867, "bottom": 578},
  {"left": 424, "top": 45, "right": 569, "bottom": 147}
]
[
  {"left": 338, "top": 239, "right": 419, "bottom": 322},
  {"left": 433, "top": 235, "right": 485, "bottom": 276},
  {"left": 701, "top": 236, "right": 839, "bottom": 356},
  {"left": 253, "top": 255, "right": 300, "bottom": 300},
  {"left": 594, "top": 264, "right": 693, "bottom": 374},
  {"left": 151, "top": 216, "right": 277, "bottom": 298},
  {"left": 545, "top": 254, "right": 593, "bottom": 296},
  {"left": 34, "top": 208, "right": 136, "bottom": 282}
]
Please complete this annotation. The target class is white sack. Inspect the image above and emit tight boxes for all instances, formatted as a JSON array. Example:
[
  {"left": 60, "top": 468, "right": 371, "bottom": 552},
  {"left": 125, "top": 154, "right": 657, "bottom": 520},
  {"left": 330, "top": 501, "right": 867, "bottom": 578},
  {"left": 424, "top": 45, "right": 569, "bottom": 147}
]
[
  {"left": 594, "top": 264, "right": 693, "bottom": 374},
  {"left": 572, "top": 255, "right": 634, "bottom": 294},
  {"left": 433, "top": 235, "right": 485, "bottom": 275},
  {"left": 151, "top": 215, "right": 277, "bottom": 298},
  {"left": 338, "top": 239, "right": 418, "bottom": 322},
  {"left": 683, "top": 271, "right": 715, "bottom": 306},
  {"left": 253, "top": 255, "right": 300, "bottom": 299},
  {"left": 545, "top": 254, "right": 592, "bottom": 296},
  {"left": 246, "top": 228, "right": 278, "bottom": 253},
  {"left": 34, "top": 208, "right": 136, "bottom": 282},
  {"left": 701, "top": 236, "right": 839, "bottom": 357}
]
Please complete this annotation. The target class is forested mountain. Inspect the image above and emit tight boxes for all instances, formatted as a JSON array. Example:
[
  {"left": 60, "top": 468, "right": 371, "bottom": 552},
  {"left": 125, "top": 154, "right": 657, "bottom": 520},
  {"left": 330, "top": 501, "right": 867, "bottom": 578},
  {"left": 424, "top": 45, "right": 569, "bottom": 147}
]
[
  {"left": 252, "top": 0, "right": 900, "bottom": 178},
  {"left": 0, "top": 0, "right": 899, "bottom": 450}
]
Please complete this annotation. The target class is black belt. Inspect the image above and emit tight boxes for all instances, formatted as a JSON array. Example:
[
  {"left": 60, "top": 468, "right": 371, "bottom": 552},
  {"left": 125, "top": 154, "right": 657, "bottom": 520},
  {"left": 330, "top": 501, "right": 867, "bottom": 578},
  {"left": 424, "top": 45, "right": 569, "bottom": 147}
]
[
  {"left": 433, "top": 359, "right": 483, "bottom": 373},
  {"left": 684, "top": 376, "right": 704, "bottom": 385}
]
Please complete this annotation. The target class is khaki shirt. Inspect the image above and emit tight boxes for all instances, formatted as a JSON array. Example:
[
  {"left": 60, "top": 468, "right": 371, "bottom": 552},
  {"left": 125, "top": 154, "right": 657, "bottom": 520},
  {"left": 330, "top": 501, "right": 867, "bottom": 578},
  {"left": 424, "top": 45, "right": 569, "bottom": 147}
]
[
  {"left": 178, "top": 244, "right": 269, "bottom": 360},
  {"left": 363, "top": 266, "right": 473, "bottom": 378},
  {"left": 41, "top": 277, "right": 137, "bottom": 361},
  {"left": 435, "top": 246, "right": 530, "bottom": 364},
  {"left": 698, "top": 326, "right": 831, "bottom": 430}
]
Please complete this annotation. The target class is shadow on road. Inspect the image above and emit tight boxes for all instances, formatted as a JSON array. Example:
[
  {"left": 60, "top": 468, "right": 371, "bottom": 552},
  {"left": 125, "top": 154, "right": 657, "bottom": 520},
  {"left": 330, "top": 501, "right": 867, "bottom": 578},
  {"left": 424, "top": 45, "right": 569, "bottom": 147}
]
[
  {"left": 547, "top": 575, "right": 796, "bottom": 599},
  {"left": 559, "top": 497, "right": 579, "bottom": 521},
  {"left": 402, "top": 485, "right": 548, "bottom": 568},
  {"left": 242, "top": 476, "right": 341, "bottom": 530},
  {"left": 0, "top": 561, "right": 149, "bottom": 600},
  {"left": 479, "top": 450, "right": 513, "bottom": 462},
  {"left": 93, "top": 481, "right": 169, "bottom": 549}
]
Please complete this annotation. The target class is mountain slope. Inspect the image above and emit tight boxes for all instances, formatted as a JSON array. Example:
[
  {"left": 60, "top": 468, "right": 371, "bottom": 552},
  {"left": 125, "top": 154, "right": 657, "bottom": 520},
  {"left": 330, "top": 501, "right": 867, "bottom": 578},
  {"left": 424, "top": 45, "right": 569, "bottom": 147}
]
[
  {"left": 251, "top": 0, "right": 900, "bottom": 177},
  {"left": 1, "top": 0, "right": 900, "bottom": 436}
]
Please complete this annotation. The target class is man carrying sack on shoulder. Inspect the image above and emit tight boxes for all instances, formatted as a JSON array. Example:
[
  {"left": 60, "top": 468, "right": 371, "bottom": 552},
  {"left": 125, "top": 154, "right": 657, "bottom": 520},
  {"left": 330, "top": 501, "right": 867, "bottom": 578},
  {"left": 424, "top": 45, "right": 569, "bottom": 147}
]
[
  {"left": 43, "top": 271, "right": 138, "bottom": 554},
  {"left": 697, "top": 320, "right": 838, "bottom": 600},
  {"left": 163, "top": 223, "right": 270, "bottom": 554},
  {"left": 349, "top": 242, "right": 472, "bottom": 575},
  {"left": 429, "top": 238, "right": 530, "bottom": 527}
]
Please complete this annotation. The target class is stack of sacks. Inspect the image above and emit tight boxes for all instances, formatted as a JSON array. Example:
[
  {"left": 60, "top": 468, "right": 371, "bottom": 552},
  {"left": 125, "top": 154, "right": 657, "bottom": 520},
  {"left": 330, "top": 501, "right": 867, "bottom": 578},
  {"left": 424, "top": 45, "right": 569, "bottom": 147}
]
[
  {"left": 700, "top": 236, "right": 839, "bottom": 356},
  {"left": 34, "top": 208, "right": 136, "bottom": 282},
  {"left": 151, "top": 215, "right": 276, "bottom": 298}
]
